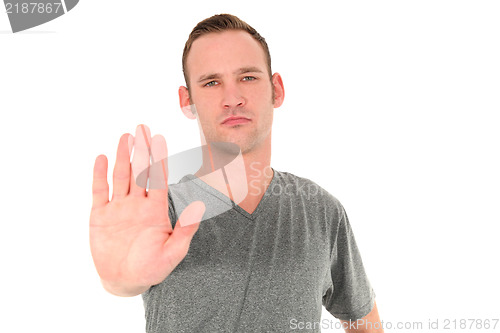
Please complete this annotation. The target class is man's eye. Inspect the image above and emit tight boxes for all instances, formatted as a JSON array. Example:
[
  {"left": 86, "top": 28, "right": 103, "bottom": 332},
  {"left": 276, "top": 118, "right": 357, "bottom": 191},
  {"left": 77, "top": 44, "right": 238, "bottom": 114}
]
[
  {"left": 204, "top": 81, "right": 218, "bottom": 87},
  {"left": 242, "top": 76, "right": 256, "bottom": 81}
]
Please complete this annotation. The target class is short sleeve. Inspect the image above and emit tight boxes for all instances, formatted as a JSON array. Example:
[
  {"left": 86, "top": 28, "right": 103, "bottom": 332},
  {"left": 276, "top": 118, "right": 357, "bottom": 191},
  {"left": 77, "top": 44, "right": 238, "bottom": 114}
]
[{"left": 322, "top": 204, "right": 376, "bottom": 320}]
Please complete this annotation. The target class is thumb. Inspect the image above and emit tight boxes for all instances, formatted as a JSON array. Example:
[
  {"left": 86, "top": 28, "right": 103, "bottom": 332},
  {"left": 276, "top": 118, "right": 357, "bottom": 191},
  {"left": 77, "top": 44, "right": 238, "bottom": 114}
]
[
  {"left": 177, "top": 200, "right": 206, "bottom": 229},
  {"left": 163, "top": 201, "right": 206, "bottom": 260}
]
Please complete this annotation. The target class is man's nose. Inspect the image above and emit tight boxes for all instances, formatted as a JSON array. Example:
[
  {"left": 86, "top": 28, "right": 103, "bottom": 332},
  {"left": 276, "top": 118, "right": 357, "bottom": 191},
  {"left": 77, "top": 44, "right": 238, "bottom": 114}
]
[{"left": 222, "top": 83, "right": 245, "bottom": 109}]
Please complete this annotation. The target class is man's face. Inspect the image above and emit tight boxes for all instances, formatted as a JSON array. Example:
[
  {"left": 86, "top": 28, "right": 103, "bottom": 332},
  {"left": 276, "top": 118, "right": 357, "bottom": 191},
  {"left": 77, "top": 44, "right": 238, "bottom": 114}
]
[{"left": 182, "top": 30, "right": 283, "bottom": 154}]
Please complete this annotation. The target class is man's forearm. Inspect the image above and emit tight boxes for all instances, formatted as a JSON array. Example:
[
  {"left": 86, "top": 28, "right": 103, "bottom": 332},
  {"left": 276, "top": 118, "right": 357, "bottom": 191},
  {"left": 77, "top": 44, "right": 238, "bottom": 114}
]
[{"left": 341, "top": 301, "right": 384, "bottom": 333}]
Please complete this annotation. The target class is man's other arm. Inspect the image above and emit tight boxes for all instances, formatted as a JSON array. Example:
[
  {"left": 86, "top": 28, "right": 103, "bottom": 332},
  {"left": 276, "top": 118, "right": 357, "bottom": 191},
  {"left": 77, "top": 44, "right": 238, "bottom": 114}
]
[{"left": 340, "top": 301, "right": 384, "bottom": 333}]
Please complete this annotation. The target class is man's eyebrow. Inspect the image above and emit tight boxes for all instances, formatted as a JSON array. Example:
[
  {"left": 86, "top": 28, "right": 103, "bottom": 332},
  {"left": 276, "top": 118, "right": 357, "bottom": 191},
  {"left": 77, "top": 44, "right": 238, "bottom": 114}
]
[
  {"left": 234, "top": 66, "right": 263, "bottom": 75},
  {"left": 197, "top": 73, "right": 221, "bottom": 83},
  {"left": 197, "top": 67, "right": 264, "bottom": 83}
]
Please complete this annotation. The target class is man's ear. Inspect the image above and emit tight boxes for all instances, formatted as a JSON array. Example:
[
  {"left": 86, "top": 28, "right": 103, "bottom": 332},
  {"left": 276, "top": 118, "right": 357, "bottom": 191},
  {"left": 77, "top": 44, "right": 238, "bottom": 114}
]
[
  {"left": 178, "top": 86, "right": 197, "bottom": 119},
  {"left": 272, "top": 73, "right": 285, "bottom": 108}
]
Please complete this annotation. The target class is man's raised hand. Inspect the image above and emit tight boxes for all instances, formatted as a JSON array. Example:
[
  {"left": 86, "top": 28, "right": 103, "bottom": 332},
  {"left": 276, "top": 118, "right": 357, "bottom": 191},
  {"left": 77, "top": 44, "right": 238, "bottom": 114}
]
[{"left": 89, "top": 124, "right": 205, "bottom": 296}]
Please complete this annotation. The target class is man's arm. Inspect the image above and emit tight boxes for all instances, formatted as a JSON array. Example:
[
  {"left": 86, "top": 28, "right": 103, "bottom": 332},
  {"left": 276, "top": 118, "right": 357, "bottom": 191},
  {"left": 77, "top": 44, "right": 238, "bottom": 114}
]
[{"left": 340, "top": 301, "right": 384, "bottom": 333}]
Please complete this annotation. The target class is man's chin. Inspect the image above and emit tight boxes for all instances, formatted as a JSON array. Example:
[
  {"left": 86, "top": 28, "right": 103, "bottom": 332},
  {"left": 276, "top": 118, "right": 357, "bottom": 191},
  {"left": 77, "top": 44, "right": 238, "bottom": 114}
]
[
  {"left": 215, "top": 139, "right": 250, "bottom": 154},
  {"left": 207, "top": 133, "right": 260, "bottom": 154}
]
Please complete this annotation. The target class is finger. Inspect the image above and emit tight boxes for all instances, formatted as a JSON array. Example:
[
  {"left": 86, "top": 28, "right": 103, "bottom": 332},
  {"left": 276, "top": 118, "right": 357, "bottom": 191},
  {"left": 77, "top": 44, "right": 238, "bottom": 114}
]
[
  {"left": 111, "top": 133, "right": 133, "bottom": 200},
  {"left": 92, "top": 154, "right": 109, "bottom": 209},
  {"left": 162, "top": 201, "right": 206, "bottom": 263},
  {"left": 130, "top": 124, "right": 152, "bottom": 196},
  {"left": 147, "top": 134, "right": 168, "bottom": 203}
]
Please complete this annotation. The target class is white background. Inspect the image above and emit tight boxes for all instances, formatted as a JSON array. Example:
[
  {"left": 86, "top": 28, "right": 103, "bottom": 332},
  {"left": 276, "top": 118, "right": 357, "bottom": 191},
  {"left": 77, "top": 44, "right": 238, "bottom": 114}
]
[{"left": 1, "top": 1, "right": 499, "bottom": 332}]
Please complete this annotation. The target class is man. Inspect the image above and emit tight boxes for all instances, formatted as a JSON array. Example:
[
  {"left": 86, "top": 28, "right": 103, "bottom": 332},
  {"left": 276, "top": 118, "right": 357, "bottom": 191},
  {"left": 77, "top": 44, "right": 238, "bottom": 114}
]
[{"left": 90, "top": 14, "right": 383, "bottom": 332}]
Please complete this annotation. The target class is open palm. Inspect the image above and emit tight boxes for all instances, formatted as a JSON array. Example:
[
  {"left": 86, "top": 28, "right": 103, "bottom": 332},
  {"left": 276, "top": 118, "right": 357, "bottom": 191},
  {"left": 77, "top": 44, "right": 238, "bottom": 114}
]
[{"left": 89, "top": 124, "right": 205, "bottom": 296}]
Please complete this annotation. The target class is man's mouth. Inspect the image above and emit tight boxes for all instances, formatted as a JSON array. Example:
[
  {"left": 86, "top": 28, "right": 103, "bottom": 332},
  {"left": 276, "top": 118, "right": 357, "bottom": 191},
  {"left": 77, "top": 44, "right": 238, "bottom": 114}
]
[{"left": 221, "top": 116, "right": 251, "bottom": 126}]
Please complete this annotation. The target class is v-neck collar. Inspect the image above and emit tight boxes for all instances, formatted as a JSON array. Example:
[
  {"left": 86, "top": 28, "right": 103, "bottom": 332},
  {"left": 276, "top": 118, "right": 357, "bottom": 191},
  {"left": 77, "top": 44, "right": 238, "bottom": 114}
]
[{"left": 180, "top": 168, "right": 277, "bottom": 220}]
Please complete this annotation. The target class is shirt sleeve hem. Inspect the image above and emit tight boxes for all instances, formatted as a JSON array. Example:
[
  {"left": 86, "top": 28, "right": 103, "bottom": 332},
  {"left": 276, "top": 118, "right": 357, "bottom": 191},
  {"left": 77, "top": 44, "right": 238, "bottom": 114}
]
[{"left": 327, "top": 289, "right": 376, "bottom": 321}]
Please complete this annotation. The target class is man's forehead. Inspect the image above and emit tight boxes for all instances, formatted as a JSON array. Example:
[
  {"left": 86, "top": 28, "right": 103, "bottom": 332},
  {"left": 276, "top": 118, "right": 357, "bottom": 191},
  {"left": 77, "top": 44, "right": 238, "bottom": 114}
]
[{"left": 187, "top": 30, "right": 267, "bottom": 76}]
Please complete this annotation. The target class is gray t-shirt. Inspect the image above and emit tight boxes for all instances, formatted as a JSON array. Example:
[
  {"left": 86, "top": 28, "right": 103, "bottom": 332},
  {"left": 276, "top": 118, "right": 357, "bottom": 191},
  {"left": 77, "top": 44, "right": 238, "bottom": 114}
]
[{"left": 142, "top": 169, "right": 375, "bottom": 332}]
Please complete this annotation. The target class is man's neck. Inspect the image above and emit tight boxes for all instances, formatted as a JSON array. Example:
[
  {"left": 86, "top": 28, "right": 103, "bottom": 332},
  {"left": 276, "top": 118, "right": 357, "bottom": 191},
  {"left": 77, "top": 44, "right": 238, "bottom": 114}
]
[
  {"left": 194, "top": 139, "right": 273, "bottom": 214},
  {"left": 238, "top": 146, "right": 273, "bottom": 214}
]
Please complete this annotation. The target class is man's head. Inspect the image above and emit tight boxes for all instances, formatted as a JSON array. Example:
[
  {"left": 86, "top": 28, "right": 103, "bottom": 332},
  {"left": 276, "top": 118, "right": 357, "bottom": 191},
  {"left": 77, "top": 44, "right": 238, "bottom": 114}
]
[
  {"left": 182, "top": 14, "right": 272, "bottom": 91},
  {"left": 179, "top": 14, "right": 284, "bottom": 155}
]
